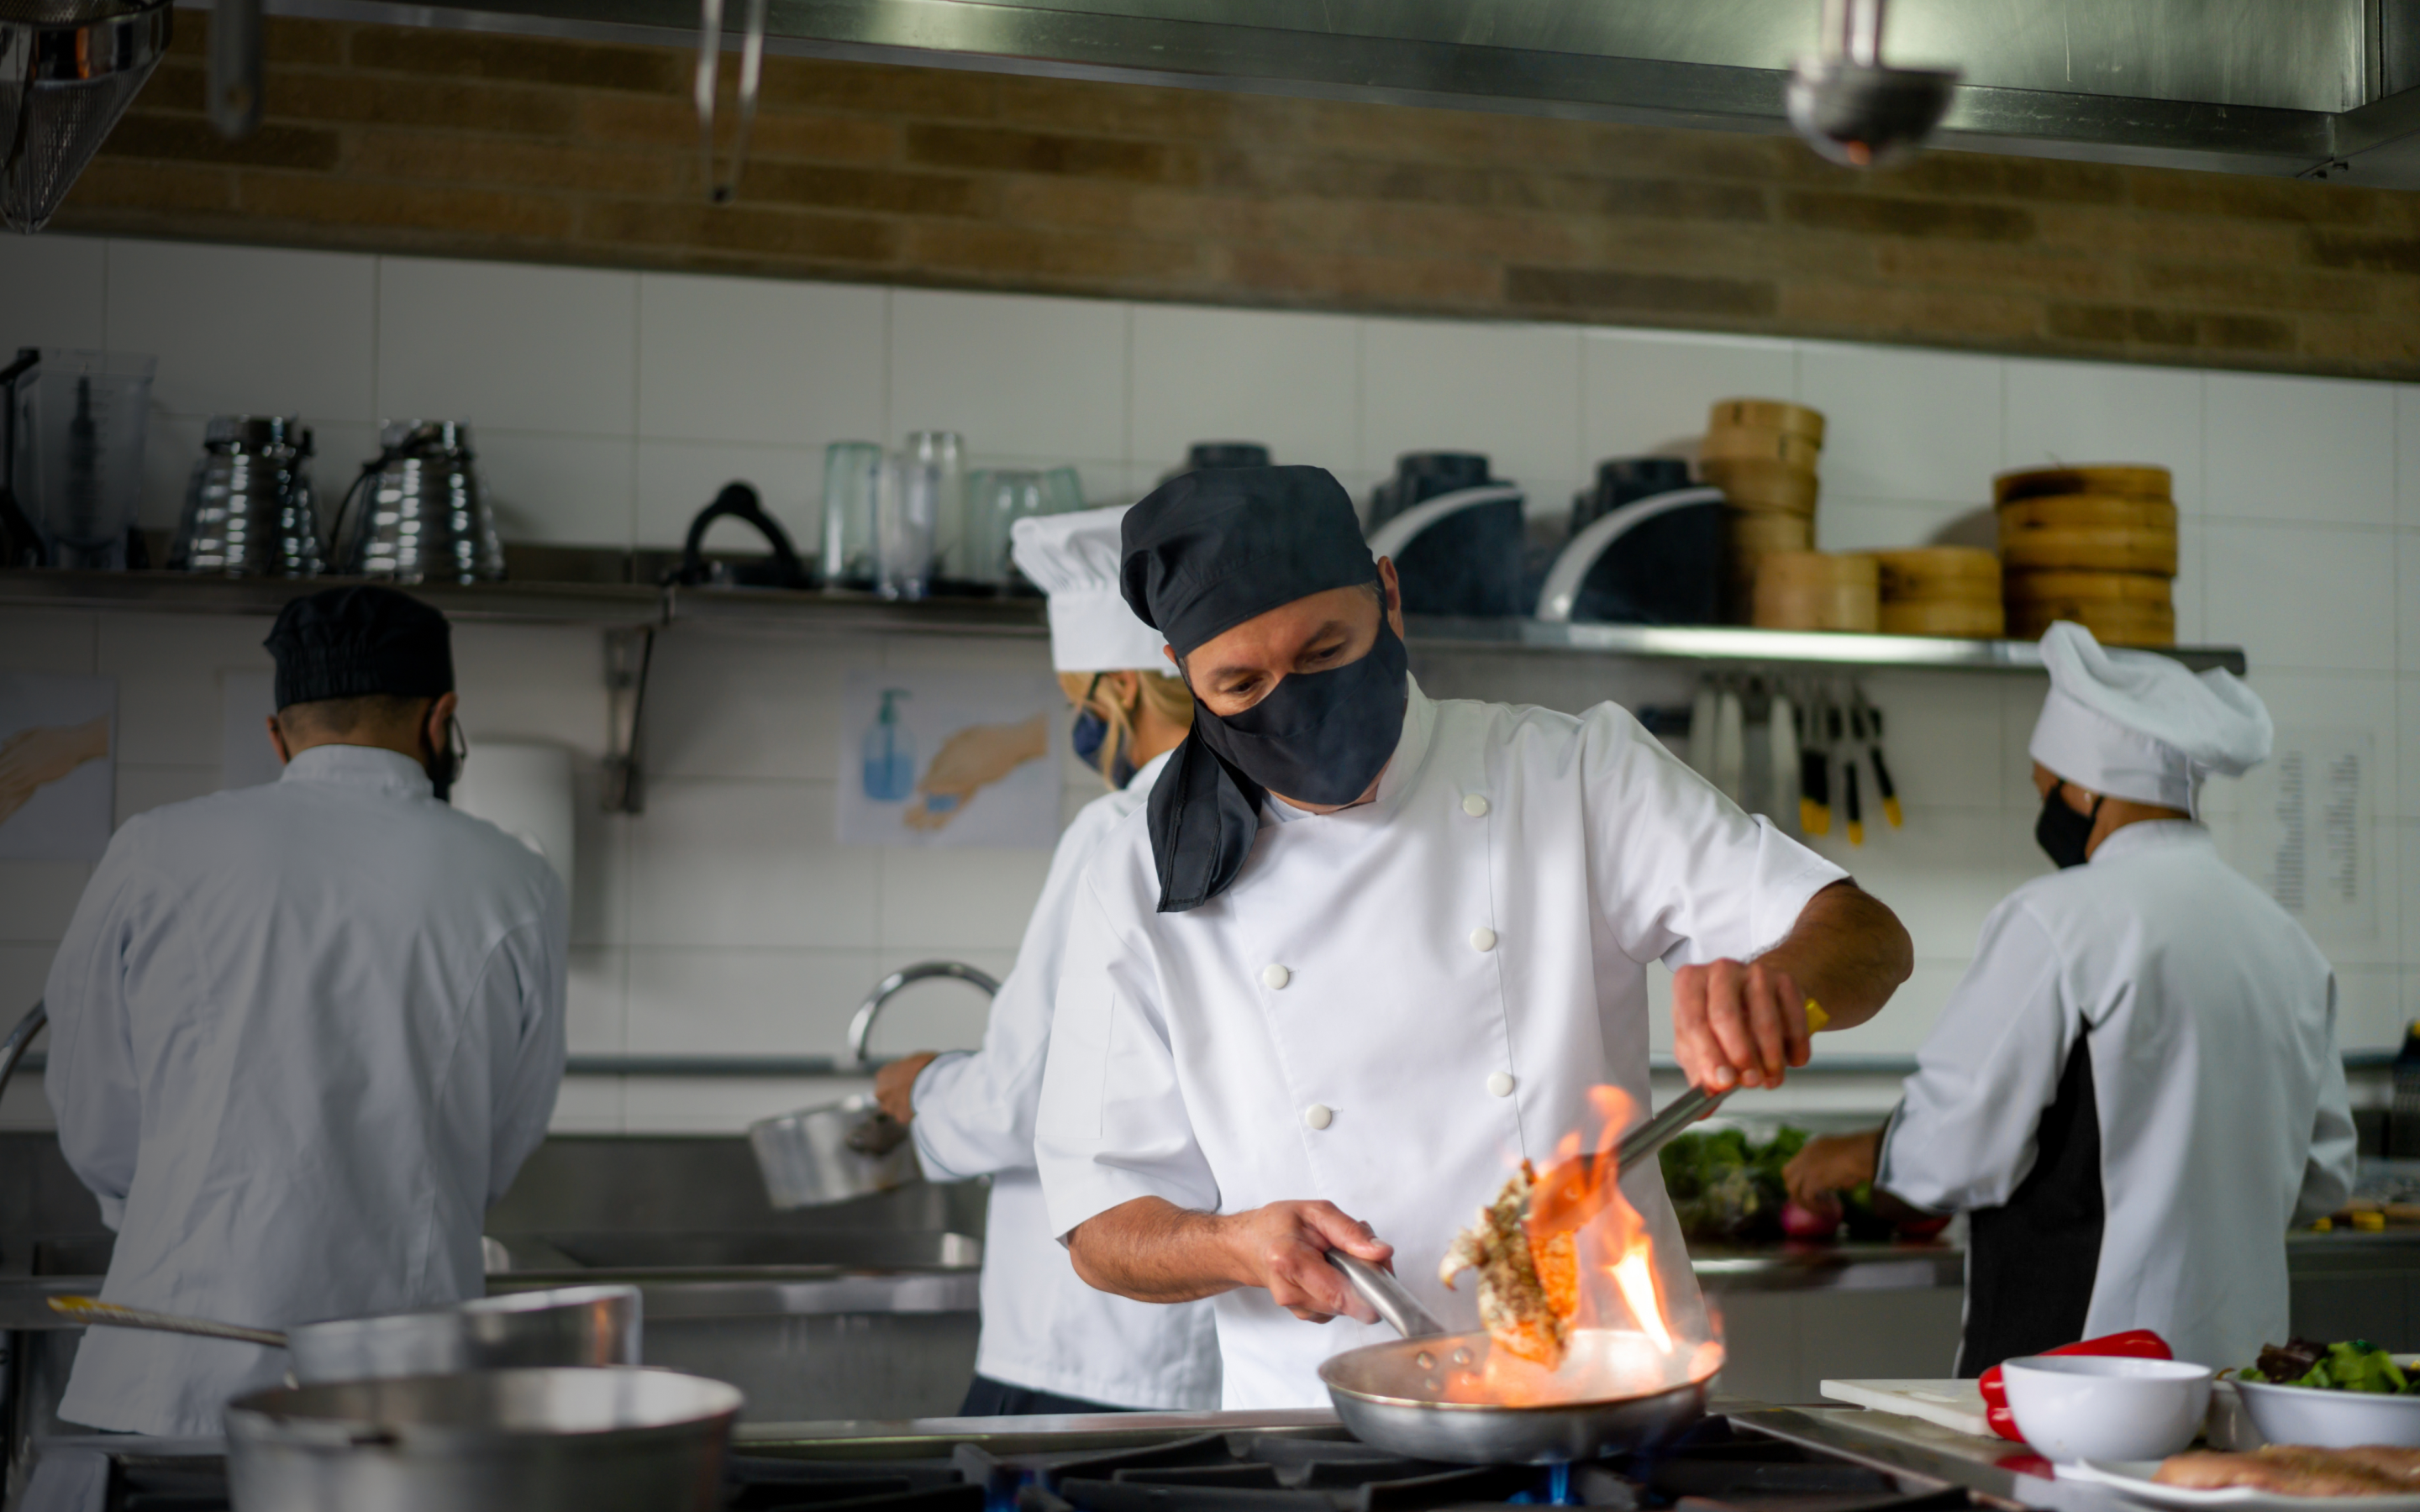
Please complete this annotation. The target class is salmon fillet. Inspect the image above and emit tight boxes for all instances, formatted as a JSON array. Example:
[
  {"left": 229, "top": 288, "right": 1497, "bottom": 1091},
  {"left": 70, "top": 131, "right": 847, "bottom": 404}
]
[
  {"left": 2154, "top": 1450, "right": 2404, "bottom": 1495},
  {"left": 1439, "top": 1163, "right": 1575, "bottom": 1368}
]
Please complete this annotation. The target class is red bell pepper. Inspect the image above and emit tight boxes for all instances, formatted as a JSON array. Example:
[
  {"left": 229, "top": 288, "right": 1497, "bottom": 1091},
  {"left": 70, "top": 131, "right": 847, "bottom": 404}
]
[{"left": 1977, "top": 1329, "right": 2173, "bottom": 1442}]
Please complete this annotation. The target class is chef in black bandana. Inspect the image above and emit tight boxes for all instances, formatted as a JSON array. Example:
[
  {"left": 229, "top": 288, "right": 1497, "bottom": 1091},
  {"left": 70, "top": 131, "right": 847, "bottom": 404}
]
[
  {"left": 1786, "top": 621, "right": 2355, "bottom": 1376},
  {"left": 1033, "top": 465, "right": 1915, "bottom": 1409}
]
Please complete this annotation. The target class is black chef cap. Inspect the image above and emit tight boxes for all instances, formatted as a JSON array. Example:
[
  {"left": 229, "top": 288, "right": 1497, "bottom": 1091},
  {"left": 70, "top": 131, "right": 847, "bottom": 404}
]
[
  {"left": 1120, "top": 465, "right": 1376, "bottom": 658},
  {"left": 264, "top": 586, "right": 454, "bottom": 711}
]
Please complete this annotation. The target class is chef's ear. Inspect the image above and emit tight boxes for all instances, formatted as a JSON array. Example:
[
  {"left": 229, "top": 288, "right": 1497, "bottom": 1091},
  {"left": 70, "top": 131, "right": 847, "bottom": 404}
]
[
  {"left": 425, "top": 691, "right": 460, "bottom": 753},
  {"left": 266, "top": 714, "right": 292, "bottom": 766},
  {"left": 1376, "top": 557, "right": 1405, "bottom": 637}
]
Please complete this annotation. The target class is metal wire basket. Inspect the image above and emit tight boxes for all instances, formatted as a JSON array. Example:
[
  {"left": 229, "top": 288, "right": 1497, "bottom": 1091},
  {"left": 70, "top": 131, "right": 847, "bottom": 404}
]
[{"left": 1, "top": 0, "right": 171, "bottom": 234}]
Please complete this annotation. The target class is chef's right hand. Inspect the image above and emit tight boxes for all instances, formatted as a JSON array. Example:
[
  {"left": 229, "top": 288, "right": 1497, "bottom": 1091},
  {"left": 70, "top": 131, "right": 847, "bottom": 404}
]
[{"left": 1223, "top": 1201, "right": 1390, "bottom": 1325}]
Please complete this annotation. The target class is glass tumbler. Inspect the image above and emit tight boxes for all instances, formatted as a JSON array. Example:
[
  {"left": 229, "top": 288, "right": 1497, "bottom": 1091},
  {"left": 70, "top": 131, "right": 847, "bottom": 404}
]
[
  {"left": 965, "top": 469, "right": 1047, "bottom": 591},
  {"left": 876, "top": 450, "right": 939, "bottom": 601},
  {"left": 818, "top": 440, "right": 884, "bottom": 590},
  {"left": 14, "top": 349, "right": 155, "bottom": 570},
  {"left": 901, "top": 430, "right": 966, "bottom": 583},
  {"left": 1041, "top": 465, "right": 1086, "bottom": 515}
]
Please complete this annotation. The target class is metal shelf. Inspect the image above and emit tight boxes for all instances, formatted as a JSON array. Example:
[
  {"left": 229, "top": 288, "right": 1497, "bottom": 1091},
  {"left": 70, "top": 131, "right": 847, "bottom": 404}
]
[
  {"left": 1, "top": 571, "right": 2246, "bottom": 674},
  {"left": 1408, "top": 617, "right": 2249, "bottom": 676}
]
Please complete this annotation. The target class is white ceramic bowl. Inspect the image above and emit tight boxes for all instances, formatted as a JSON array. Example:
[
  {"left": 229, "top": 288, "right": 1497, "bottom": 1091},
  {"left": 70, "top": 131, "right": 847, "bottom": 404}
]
[
  {"left": 2236, "top": 1374, "right": 2420, "bottom": 1449},
  {"left": 2002, "top": 1355, "right": 2216, "bottom": 1462}
]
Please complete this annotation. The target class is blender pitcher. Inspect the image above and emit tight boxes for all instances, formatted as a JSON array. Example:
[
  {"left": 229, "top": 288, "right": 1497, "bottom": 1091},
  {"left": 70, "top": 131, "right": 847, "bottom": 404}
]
[{"left": 11, "top": 349, "right": 155, "bottom": 570}]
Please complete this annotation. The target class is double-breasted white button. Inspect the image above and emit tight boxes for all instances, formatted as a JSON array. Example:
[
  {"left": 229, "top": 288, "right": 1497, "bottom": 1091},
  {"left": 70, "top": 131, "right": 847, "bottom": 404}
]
[
  {"left": 1470, "top": 927, "right": 1497, "bottom": 953},
  {"left": 1463, "top": 794, "right": 1490, "bottom": 817},
  {"left": 1486, "top": 1071, "right": 1515, "bottom": 1097},
  {"left": 1261, "top": 963, "right": 1291, "bottom": 990},
  {"left": 1303, "top": 1103, "right": 1334, "bottom": 1130}
]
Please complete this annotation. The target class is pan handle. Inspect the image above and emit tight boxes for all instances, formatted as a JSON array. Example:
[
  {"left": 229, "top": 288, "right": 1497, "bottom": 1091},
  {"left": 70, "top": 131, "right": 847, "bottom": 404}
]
[{"left": 1324, "top": 1250, "right": 1447, "bottom": 1340}]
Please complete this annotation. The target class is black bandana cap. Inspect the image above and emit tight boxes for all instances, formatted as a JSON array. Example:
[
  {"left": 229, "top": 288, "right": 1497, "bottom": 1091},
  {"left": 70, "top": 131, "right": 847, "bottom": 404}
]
[
  {"left": 1119, "top": 465, "right": 1376, "bottom": 659},
  {"left": 264, "top": 585, "right": 455, "bottom": 711}
]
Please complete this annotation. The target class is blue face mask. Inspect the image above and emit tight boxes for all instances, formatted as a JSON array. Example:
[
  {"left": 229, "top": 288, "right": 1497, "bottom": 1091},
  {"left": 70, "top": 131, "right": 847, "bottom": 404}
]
[{"left": 1071, "top": 682, "right": 1138, "bottom": 787}]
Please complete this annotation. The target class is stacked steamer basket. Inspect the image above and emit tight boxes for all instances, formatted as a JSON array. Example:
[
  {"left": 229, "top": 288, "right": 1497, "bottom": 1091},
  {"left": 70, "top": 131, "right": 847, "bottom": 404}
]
[
  {"left": 1700, "top": 399, "right": 1823, "bottom": 622},
  {"left": 1996, "top": 465, "right": 2178, "bottom": 647},
  {"left": 1870, "top": 547, "right": 2004, "bottom": 638},
  {"left": 1751, "top": 549, "right": 1878, "bottom": 632}
]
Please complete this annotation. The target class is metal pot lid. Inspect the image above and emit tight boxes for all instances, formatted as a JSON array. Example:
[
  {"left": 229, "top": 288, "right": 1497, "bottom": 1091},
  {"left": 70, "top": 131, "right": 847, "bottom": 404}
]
[{"left": 377, "top": 419, "right": 476, "bottom": 459}]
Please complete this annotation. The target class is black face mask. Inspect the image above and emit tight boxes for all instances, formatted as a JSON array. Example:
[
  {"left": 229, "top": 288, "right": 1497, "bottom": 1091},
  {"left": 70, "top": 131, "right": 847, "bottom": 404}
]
[
  {"left": 1192, "top": 619, "right": 1408, "bottom": 807},
  {"left": 2034, "top": 780, "right": 2101, "bottom": 869},
  {"left": 1071, "top": 709, "right": 1137, "bottom": 788},
  {"left": 1146, "top": 619, "right": 1408, "bottom": 912}
]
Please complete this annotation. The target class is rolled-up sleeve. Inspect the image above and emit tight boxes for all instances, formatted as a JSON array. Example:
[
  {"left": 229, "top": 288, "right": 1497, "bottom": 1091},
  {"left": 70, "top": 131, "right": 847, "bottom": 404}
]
[
  {"left": 482, "top": 879, "right": 568, "bottom": 1206},
  {"left": 1578, "top": 704, "right": 1848, "bottom": 968},
  {"left": 2294, "top": 974, "right": 2358, "bottom": 1226},
  {"left": 913, "top": 798, "right": 1124, "bottom": 1181},
  {"left": 43, "top": 835, "right": 156, "bottom": 1231},
  {"left": 1034, "top": 874, "right": 1219, "bottom": 1242},
  {"left": 1877, "top": 902, "right": 2074, "bottom": 1213}
]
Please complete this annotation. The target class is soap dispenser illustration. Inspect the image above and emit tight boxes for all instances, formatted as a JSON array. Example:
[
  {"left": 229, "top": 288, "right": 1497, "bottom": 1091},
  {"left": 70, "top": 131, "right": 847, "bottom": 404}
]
[{"left": 862, "top": 689, "right": 916, "bottom": 801}]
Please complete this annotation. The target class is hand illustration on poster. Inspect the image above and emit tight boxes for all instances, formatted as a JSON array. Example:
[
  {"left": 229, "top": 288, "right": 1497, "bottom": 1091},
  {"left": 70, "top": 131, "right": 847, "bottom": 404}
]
[
  {"left": 839, "top": 670, "right": 1061, "bottom": 848},
  {"left": 0, "top": 674, "right": 118, "bottom": 861}
]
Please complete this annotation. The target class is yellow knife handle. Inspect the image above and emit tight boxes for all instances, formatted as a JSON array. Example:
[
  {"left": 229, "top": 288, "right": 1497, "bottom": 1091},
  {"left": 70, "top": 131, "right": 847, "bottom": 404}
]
[{"left": 1805, "top": 1000, "right": 1830, "bottom": 1033}]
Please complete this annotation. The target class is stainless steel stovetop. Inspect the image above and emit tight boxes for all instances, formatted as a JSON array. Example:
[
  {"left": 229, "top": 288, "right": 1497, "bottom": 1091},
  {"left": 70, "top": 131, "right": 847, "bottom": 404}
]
[{"left": 16, "top": 1400, "right": 2118, "bottom": 1512}]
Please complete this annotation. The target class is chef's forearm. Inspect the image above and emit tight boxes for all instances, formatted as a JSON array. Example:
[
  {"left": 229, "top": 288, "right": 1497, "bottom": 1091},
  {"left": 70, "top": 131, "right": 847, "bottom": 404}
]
[
  {"left": 1761, "top": 881, "right": 1911, "bottom": 1032},
  {"left": 1066, "top": 1197, "right": 1245, "bottom": 1303}
]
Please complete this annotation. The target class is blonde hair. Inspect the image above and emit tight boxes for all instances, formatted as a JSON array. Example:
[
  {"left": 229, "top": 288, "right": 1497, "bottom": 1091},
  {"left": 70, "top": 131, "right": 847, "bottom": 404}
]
[{"left": 1058, "top": 669, "right": 1195, "bottom": 788}]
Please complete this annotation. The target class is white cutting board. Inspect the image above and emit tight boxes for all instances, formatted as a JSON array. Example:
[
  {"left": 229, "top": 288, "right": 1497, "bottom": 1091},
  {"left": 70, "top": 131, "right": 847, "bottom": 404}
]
[{"left": 1821, "top": 1378, "right": 1997, "bottom": 1438}]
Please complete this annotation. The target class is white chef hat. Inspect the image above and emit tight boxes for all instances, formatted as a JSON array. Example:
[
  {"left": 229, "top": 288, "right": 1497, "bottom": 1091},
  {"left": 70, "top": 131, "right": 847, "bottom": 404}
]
[
  {"left": 1010, "top": 506, "right": 1171, "bottom": 674},
  {"left": 2027, "top": 621, "right": 2272, "bottom": 818}
]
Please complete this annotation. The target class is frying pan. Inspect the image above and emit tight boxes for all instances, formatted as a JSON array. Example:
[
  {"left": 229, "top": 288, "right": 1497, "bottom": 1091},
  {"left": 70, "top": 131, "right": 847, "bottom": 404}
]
[{"left": 1314, "top": 1085, "right": 1730, "bottom": 1464}]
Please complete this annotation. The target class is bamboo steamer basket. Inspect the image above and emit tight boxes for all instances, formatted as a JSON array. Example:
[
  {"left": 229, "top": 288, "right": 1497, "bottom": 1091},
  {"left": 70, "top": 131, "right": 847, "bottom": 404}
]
[
  {"left": 1753, "top": 551, "right": 1879, "bottom": 633},
  {"left": 2007, "top": 596, "right": 2175, "bottom": 647},
  {"left": 1725, "top": 507, "right": 1814, "bottom": 554},
  {"left": 1994, "top": 464, "right": 2171, "bottom": 506},
  {"left": 1998, "top": 495, "right": 2177, "bottom": 533},
  {"left": 1702, "top": 456, "right": 1820, "bottom": 515},
  {"left": 1871, "top": 546, "right": 2001, "bottom": 603},
  {"left": 1998, "top": 526, "right": 2178, "bottom": 575},
  {"left": 1708, "top": 398, "right": 1825, "bottom": 446},
  {"left": 1701, "top": 424, "right": 1822, "bottom": 472},
  {"left": 1880, "top": 599, "right": 2006, "bottom": 638},
  {"left": 2005, "top": 570, "right": 2172, "bottom": 605}
]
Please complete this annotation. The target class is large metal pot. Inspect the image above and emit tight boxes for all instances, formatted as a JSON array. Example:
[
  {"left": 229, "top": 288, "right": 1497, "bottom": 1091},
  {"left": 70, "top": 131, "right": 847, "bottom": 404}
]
[
  {"left": 50, "top": 1284, "right": 640, "bottom": 1383},
  {"left": 748, "top": 961, "right": 998, "bottom": 1210},
  {"left": 224, "top": 1367, "right": 741, "bottom": 1512}
]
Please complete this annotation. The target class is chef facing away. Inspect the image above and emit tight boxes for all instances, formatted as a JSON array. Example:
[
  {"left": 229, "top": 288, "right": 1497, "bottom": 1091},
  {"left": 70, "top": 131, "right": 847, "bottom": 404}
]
[
  {"left": 1034, "top": 465, "right": 1916, "bottom": 1410},
  {"left": 1785, "top": 621, "right": 2356, "bottom": 1374},
  {"left": 872, "top": 506, "right": 1221, "bottom": 1416},
  {"left": 43, "top": 586, "right": 568, "bottom": 1436}
]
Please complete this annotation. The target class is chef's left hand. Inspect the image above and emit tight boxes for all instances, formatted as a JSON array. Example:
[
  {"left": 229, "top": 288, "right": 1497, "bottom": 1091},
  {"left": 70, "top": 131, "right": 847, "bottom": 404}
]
[
  {"left": 1670, "top": 958, "right": 1811, "bottom": 1092},
  {"left": 873, "top": 1051, "right": 939, "bottom": 1123},
  {"left": 1783, "top": 1129, "right": 1881, "bottom": 1214}
]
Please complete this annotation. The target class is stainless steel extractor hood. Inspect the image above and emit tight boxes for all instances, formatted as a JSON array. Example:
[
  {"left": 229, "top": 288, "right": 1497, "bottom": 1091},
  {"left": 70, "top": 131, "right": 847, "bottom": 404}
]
[{"left": 250, "top": 0, "right": 2420, "bottom": 186}]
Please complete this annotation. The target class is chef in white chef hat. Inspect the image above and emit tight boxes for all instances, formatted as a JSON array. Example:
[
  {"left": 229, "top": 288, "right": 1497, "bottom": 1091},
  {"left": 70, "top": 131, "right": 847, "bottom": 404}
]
[
  {"left": 1787, "top": 619, "right": 2353, "bottom": 1377},
  {"left": 871, "top": 505, "right": 1218, "bottom": 1419},
  {"left": 2027, "top": 618, "right": 2273, "bottom": 839}
]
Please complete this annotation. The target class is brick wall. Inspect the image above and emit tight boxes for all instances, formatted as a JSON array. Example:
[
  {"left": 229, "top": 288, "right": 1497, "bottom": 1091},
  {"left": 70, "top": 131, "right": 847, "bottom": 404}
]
[{"left": 55, "top": 13, "right": 2420, "bottom": 379}]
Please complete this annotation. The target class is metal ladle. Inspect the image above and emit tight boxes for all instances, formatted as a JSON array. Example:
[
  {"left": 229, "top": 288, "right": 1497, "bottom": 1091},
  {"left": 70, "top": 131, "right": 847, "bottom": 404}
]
[{"left": 1786, "top": 0, "right": 1960, "bottom": 170}]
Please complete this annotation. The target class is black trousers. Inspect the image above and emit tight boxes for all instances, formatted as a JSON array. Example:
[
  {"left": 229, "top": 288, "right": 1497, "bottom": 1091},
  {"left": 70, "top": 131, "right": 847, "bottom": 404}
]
[{"left": 959, "top": 1374, "right": 1136, "bottom": 1417}]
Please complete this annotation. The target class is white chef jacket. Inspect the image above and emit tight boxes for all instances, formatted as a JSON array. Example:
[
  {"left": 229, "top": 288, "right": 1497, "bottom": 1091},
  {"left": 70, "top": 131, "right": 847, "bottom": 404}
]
[
  {"left": 910, "top": 748, "right": 1220, "bottom": 1410},
  {"left": 1877, "top": 820, "right": 2355, "bottom": 1373},
  {"left": 1035, "top": 677, "right": 1848, "bottom": 1409},
  {"left": 44, "top": 744, "right": 567, "bottom": 1436}
]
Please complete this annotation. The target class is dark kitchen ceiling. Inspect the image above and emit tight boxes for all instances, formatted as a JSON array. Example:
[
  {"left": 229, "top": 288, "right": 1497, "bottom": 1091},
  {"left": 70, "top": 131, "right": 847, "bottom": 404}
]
[{"left": 251, "top": 0, "right": 2420, "bottom": 186}]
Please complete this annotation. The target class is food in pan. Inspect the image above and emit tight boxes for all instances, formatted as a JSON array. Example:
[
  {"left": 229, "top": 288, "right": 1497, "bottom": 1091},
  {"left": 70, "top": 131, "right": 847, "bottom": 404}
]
[
  {"left": 1439, "top": 1162, "right": 1577, "bottom": 1368},
  {"left": 2237, "top": 1339, "right": 2418, "bottom": 1395},
  {"left": 2154, "top": 1446, "right": 2420, "bottom": 1494}
]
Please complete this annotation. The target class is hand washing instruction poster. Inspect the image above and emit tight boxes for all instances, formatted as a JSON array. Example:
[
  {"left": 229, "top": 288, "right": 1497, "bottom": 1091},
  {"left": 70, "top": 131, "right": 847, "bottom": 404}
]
[
  {"left": 838, "top": 669, "right": 1062, "bottom": 848},
  {"left": 2236, "top": 726, "right": 2373, "bottom": 942},
  {"left": 0, "top": 673, "right": 117, "bottom": 862}
]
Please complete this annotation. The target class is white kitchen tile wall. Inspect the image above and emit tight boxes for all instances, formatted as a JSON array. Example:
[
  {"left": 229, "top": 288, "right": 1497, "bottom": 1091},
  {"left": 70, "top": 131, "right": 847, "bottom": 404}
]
[{"left": 3, "top": 234, "right": 2412, "bottom": 1134}]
